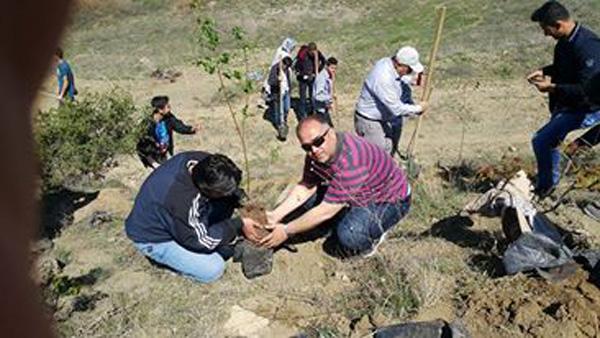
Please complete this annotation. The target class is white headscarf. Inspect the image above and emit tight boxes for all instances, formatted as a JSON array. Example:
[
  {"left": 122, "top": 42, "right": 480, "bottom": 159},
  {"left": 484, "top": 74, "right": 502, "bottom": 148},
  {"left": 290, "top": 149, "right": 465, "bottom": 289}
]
[
  {"left": 263, "top": 37, "right": 296, "bottom": 95},
  {"left": 270, "top": 37, "right": 296, "bottom": 66}
]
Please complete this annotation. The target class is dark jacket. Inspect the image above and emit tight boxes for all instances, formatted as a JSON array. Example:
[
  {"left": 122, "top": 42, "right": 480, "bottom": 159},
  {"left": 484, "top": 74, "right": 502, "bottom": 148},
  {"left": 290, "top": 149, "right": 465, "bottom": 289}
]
[
  {"left": 294, "top": 47, "right": 326, "bottom": 81},
  {"left": 125, "top": 151, "right": 243, "bottom": 254},
  {"left": 267, "top": 63, "right": 291, "bottom": 94},
  {"left": 163, "top": 112, "right": 195, "bottom": 155},
  {"left": 542, "top": 24, "right": 600, "bottom": 113}
]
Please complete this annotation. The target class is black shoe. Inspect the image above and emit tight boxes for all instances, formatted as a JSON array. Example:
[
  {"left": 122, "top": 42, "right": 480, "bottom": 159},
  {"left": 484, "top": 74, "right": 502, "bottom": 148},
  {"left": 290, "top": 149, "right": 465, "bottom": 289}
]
[
  {"left": 533, "top": 186, "right": 555, "bottom": 199},
  {"left": 322, "top": 235, "right": 354, "bottom": 259},
  {"left": 276, "top": 124, "right": 288, "bottom": 142}
]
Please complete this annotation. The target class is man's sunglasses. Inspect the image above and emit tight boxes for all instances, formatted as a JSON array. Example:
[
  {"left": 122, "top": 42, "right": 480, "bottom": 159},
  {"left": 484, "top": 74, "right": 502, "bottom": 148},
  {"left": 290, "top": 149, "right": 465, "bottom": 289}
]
[{"left": 301, "top": 128, "right": 330, "bottom": 152}]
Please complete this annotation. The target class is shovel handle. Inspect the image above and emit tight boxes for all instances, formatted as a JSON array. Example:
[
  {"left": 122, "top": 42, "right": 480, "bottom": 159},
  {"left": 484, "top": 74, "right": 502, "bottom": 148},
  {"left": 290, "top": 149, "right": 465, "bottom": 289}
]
[{"left": 406, "top": 6, "right": 447, "bottom": 158}]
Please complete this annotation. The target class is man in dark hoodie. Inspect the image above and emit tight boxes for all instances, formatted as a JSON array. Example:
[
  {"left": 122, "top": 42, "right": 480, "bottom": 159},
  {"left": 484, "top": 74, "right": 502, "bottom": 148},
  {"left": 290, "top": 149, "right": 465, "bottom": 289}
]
[
  {"left": 125, "top": 151, "right": 261, "bottom": 283},
  {"left": 527, "top": 1, "right": 600, "bottom": 197}
]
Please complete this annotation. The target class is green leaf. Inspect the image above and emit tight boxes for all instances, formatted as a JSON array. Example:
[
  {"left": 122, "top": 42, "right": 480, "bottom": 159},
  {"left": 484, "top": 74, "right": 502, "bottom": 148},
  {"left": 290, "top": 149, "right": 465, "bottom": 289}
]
[
  {"left": 232, "top": 26, "right": 245, "bottom": 41},
  {"left": 219, "top": 52, "right": 230, "bottom": 64}
]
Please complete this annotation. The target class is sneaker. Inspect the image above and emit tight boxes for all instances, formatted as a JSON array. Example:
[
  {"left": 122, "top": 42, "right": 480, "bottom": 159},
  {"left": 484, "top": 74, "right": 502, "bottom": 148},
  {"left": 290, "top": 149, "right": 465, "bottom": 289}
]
[
  {"left": 583, "top": 201, "right": 600, "bottom": 222},
  {"left": 363, "top": 229, "right": 392, "bottom": 258}
]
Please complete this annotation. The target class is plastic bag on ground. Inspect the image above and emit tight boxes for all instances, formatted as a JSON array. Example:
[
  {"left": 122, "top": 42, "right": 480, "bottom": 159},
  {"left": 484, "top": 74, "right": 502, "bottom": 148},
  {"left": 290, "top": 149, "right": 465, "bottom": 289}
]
[
  {"left": 233, "top": 240, "right": 273, "bottom": 279},
  {"left": 374, "top": 319, "right": 470, "bottom": 338},
  {"left": 502, "top": 232, "right": 574, "bottom": 276}
]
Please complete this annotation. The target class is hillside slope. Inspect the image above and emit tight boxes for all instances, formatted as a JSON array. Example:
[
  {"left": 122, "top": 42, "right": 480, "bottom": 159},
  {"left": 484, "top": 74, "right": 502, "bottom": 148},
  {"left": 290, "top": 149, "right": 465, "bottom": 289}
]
[{"left": 36, "top": 1, "right": 600, "bottom": 337}]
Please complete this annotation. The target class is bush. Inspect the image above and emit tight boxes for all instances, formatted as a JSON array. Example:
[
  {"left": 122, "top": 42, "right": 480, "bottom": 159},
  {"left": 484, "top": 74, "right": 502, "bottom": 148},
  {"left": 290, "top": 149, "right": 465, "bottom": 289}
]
[{"left": 35, "top": 88, "right": 141, "bottom": 191}]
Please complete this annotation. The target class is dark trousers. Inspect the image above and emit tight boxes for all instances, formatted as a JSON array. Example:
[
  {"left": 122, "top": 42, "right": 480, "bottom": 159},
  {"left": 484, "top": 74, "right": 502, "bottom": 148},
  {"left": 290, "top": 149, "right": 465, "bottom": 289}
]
[{"left": 298, "top": 79, "right": 314, "bottom": 119}]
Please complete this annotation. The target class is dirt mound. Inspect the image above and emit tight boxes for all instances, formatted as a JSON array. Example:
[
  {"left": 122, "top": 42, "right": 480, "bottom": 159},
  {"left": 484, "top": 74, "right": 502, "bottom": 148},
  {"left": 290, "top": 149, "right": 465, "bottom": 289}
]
[
  {"left": 462, "top": 269, "right": 600, "bottom": 337},
  {"left": 240, "top": 201, "right": 270, "bottom": 239}
]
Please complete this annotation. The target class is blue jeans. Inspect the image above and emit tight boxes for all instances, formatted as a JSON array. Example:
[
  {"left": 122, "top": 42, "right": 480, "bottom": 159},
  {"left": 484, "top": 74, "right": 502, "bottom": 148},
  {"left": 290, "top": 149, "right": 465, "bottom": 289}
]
[
  {"left": 335, "top": 197, "right": 411, "bottom": 253},
  {"left": 268, "top": 91, "right": 290, "bottom": 127},
  {"left": 134, "top": 241, "right": 226, "bottom": 283},
  {"left": 286, "top": 188, "right": 411, "bottom": 254},
  {"left": 532, "top": 111, "right": 589, "bottom": 191}
]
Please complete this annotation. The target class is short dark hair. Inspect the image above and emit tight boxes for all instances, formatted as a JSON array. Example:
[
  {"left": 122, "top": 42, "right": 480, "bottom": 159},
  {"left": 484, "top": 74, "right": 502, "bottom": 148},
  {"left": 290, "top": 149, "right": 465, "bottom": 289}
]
[
  {"left": 327, "top": 57, "right": 338, "bottom": 66},
  {"left": 55, "top": 48, "right": 64, "bottom": 59},
  {"left": 308, "top": 42, "right": 318, "bottom": 51},
  {"left": 151, "top": 96, "right": 169, "bottom": 112},
  {"left": 296, "top": 113, "right": 330, "bottom": 134},
  {"left": 585, "top": 72, "right": 600, "bottom": 105},
  {"left": 191, "top": 154, "right": 243, "bottom": 199},
  {"left": 282, "top": 56, "right": 293, "bottom": 67},
  {"left": 531, "top": 1, "right": 570, "bottom": 26}
]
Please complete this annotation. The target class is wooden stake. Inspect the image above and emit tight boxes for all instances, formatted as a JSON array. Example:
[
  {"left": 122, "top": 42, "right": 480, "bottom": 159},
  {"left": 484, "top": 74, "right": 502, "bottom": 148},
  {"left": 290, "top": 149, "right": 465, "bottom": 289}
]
[
  {"left": 406, "top": 6, "right": 447, "bottom": 158},
  {"left": 279, "top": 60, "right": 284, "bottom": 126},
  {"left": 331, "top": 71, "right": 338, "bottom": 123}
]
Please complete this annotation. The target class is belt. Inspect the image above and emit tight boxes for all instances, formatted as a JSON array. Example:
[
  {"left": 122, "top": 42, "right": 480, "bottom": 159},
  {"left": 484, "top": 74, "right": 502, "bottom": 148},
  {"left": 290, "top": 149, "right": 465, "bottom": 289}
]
[{"left": 355, "top": 111, "right": 382, "bottom": 122}]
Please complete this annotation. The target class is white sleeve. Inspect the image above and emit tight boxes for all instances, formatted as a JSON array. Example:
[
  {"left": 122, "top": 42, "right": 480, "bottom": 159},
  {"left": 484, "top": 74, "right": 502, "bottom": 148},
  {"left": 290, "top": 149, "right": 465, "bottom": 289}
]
[{"left": 372, "top": 77, "right": 422, "bottom": 117}]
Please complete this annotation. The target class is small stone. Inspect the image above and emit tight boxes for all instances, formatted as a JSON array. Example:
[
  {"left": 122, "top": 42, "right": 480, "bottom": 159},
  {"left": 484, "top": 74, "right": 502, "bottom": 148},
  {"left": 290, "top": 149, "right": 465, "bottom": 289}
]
[
  {"left": 224, "top": 305, "right": 269, "bottom": 336},
  {"left": 351, "top": 316, "right": 373, "bottom": 337},
  {"left": 508, "top": 146, "right": 517, "bottom": 152},
  {"left": 370, "top": 312, "right": 389, "bottom": 327},
  {"left": 334, "top": 271, "right": 350, "bottom": 282},
  {"left": 87, "top": 211, "right": 113, "bottom": 228}
]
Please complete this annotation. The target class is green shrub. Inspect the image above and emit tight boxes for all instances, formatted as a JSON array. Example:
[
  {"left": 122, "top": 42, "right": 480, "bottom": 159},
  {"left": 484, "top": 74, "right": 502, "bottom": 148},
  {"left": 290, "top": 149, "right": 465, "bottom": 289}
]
[{"left": 35, "top": 88, "right": 141, "bottom": 191}]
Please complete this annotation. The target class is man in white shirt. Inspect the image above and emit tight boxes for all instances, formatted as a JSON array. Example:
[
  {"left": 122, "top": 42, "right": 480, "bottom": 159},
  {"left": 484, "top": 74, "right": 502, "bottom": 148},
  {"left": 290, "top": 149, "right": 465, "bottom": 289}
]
[{"left": 354, "top": 46, "right": 428, "bottom": 155}]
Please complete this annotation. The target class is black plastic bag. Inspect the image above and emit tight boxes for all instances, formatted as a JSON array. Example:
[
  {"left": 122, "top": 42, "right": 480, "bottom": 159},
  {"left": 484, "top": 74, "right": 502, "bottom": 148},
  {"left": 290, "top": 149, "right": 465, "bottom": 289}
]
[
  {"left": 502, "top": 232, "right": 574, "bottom": 276},
  {"left": 233, "top": 240, "right": 273, "bottom": 279},
  {"left": 374, "top": 319, "right": 470, "bottom": 338}
]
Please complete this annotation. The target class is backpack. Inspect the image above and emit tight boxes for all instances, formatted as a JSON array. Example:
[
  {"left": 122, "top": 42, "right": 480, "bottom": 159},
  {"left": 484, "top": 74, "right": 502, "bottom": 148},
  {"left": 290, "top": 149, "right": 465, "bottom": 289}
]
[{"left": 294, "top": 45, "right": 310, "bottom": 74}]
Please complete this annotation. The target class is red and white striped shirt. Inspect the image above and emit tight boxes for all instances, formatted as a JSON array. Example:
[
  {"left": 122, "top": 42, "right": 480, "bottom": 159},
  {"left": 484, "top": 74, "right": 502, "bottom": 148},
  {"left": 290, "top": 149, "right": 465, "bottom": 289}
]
[{"left": 302, "top": 132, "right": 409, "bottom": 206}]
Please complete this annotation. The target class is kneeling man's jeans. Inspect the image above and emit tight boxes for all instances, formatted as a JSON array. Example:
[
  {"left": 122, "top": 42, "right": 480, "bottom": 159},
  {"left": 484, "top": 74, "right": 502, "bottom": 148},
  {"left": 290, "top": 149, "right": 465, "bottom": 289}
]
[
  {"left": 134, "top": 241, "right": 225, "bottom": 283},
  {"left": 335, "top": 197, "right": 411, "bottom": 253},
  {"left": 292, "top": 190, "right": 411, "bottom": 254}
]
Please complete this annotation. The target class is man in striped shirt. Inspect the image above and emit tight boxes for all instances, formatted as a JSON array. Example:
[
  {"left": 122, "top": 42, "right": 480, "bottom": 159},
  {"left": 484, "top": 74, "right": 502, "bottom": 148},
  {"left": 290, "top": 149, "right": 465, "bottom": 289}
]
[{"left": 262, "top": 115, "right": 411, "bottom": 256}]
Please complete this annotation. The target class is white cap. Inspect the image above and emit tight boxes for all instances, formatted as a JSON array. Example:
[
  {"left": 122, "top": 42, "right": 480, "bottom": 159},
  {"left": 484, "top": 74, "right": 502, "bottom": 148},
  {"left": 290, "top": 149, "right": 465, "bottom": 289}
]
[{"left": 395, "top": 46, "right": 424, "bottom": 74}]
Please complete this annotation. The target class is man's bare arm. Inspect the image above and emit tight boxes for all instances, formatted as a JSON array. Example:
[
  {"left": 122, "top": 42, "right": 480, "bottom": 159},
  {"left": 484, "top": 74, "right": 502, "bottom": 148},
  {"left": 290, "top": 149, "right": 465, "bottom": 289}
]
[{"left": 267, "top": 183, "right": 317, "bottom": 224}]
